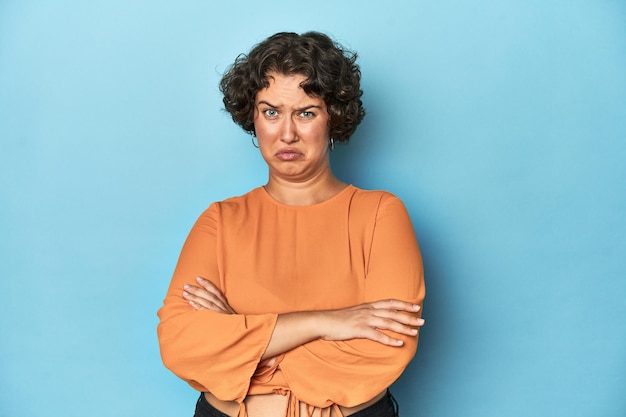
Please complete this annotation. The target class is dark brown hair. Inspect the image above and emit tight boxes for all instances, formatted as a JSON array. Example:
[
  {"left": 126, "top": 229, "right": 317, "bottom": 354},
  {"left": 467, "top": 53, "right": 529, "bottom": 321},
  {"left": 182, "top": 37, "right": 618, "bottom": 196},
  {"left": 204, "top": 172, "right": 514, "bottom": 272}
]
[{"left": 219, "top": 31, "right": 365, "bottom": 142}]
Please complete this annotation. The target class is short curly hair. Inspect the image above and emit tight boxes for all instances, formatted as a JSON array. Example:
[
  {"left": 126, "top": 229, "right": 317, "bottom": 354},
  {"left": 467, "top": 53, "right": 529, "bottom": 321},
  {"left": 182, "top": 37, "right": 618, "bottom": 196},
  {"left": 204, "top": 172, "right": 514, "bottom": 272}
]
[{"left": 219, "top": 31, "right": 365, "bottom": 142}]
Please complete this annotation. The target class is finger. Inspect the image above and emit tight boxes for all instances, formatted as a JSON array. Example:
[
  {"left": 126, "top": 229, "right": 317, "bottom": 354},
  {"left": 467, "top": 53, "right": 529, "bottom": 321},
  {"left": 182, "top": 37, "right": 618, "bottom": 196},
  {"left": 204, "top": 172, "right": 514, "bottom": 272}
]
[
  {"left": 187, "top": 300, "right": 205, "bottom": 311},
  {"left": 183, "top": 285, "right": 231, "bottom": 313},
  {"left": 183, "top": 287, "right": 220, "bottom": 310},
  {"left": 195, "top": 276, "right": 221, "bottom": 293},
  {"left": 190, "top": 279, "right": 231, "bottom": 312},
  {"left": 361, "top": 327, "right": 405, "bottom": 347},
  {"left": 373, "top": 309, "right": 425, "bottom": 328},
  {"left": 370, "top": 299, "right": 421, "bottom": 313},
  {"left": 195, "top": 277, "right": 234, "bottom": 312},
  {"left": 369, "top": 315, "right": 422, "bottom": 337},
  {"left": 195, "top": 277, "right": 237, "bottom": 314}
]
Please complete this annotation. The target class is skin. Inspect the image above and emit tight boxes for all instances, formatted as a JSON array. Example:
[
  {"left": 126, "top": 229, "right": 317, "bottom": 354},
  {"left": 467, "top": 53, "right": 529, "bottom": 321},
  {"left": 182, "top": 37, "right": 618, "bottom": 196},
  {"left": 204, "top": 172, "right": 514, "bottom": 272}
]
[
  {"left": 255, "top": 72, "right": 347, "bottom": 206},
  {"left": 182, "top": 72, "right": 424, "bottom": 415},
  {"left": 184, "top": 277, "right": 423, "bottom": 354}
]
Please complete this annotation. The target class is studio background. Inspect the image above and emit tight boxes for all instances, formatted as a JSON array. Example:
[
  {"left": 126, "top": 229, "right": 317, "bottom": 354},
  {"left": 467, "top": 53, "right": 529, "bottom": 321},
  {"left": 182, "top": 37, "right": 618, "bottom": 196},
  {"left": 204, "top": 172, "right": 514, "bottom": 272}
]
[{"left": 1, "top": 1, "right": 625, "bottom": 416}]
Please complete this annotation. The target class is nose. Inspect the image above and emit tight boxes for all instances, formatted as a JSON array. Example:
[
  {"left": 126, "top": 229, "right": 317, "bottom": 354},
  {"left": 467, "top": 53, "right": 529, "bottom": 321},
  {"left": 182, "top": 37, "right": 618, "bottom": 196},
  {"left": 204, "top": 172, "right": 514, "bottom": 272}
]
[{"left": 279, "top": 116, "right": 298, "bottom": 143}]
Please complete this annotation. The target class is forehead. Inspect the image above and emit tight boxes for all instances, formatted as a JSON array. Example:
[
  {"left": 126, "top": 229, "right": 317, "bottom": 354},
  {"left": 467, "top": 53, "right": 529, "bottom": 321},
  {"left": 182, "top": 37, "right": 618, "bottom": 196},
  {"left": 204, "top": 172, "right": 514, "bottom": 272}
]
[{"left": 256, "top": 72, "right": 324, "bottom": 107}]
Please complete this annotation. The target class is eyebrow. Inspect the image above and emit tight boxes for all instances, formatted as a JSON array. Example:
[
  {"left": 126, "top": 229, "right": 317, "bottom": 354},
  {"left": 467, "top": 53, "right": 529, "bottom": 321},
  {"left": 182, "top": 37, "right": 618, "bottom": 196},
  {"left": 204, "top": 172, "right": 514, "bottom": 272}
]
[{"left": 257, "top": 100, "right": 323, "bottom": 112}]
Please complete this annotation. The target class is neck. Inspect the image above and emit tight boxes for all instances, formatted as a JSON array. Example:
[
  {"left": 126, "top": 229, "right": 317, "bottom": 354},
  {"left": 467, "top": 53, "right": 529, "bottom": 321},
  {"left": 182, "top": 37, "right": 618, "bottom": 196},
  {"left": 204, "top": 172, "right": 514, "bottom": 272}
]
[{"left": 264, "top": 170, "right": 347, "bottom": 206}]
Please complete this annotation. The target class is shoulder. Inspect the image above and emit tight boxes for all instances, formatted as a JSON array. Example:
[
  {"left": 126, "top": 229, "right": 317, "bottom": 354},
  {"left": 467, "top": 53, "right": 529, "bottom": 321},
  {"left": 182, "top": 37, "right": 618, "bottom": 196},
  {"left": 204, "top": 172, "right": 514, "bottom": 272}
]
[
  {"left": 350, "top": 187, "right": 408, "bottom": 215},
  {"left": 341, "top": 187, "right": 411, "bottom": 229},
  {"left": 217, "top": 187, "right": 263, "bottom": 207},
  {"left": 196, "top": 187, "right": 264, "bottom": 221}
]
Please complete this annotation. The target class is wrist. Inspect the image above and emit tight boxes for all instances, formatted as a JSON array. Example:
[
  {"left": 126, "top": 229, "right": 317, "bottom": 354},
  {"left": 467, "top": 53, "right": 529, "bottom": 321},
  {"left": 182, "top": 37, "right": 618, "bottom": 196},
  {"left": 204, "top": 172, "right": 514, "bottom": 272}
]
[{"left": 292, "top": 310, "right": 326, "bottom": 341}]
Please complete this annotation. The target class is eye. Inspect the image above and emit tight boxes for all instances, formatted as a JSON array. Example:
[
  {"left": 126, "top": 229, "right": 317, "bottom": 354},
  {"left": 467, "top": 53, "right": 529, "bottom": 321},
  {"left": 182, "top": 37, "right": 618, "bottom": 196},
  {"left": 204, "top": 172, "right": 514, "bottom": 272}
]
[
  {"left": 263, "top": 109, "right": 279, "bottom": 118},
  {"left": 299, "top": 111, "right": 315, "bottom": 119}
]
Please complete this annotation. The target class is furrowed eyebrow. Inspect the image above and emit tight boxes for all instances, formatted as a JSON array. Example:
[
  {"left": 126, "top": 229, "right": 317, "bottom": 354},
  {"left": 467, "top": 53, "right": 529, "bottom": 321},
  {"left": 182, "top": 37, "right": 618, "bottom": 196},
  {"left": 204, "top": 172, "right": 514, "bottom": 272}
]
[
  {"left": 257, "top": 100, "right": 278, "bottom": 108},
  {"left": 295, "top": 105, "right": 323, "bottom": 112},
  {"left": 256, "top": 101, "right": 323, "bottom": 112}
]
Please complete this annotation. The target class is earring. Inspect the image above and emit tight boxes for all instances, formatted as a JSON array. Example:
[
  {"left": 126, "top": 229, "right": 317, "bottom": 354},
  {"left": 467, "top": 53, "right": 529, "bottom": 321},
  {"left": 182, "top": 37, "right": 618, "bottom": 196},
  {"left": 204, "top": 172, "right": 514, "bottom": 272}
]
[
  {"left": 329, "top": 137, "right": 335, "bottom": 152},
  {"left": 251, "top": 132, "right": 259, "bottom": 148}
]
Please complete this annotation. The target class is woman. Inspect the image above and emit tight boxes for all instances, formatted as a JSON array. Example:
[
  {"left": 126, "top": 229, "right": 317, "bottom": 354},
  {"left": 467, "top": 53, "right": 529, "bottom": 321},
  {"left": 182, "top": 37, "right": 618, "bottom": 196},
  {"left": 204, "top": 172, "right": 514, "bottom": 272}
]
[{"left": 157, "top": 31, "right": 425, "bottom": 417}]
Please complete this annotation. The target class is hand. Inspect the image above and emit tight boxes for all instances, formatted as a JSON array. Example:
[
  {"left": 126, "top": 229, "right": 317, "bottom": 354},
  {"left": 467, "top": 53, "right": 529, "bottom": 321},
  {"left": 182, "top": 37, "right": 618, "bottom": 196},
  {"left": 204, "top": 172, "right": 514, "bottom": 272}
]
[
  {"left": 318, "top": 299, "right": 424, "bottom": 346},
  {"left": 183, "top": 277, "right": 236, "bottom": 314},
  {"left": 184, "top": 279, "right": 279, "bottom": 365}
]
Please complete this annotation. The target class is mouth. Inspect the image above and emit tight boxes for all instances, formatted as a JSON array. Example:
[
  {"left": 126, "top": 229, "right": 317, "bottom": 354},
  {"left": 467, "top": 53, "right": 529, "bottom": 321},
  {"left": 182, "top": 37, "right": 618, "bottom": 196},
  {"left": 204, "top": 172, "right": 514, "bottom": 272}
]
[{"left": 275, "top": 148, "right": 304, "bottom": 161}]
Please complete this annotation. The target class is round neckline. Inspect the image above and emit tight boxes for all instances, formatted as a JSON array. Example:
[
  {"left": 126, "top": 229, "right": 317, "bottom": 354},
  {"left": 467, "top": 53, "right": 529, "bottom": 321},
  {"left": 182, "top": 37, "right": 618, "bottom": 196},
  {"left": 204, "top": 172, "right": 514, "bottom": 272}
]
[{"left": 259, "top": 184, "right": 355, "bottom": 208}]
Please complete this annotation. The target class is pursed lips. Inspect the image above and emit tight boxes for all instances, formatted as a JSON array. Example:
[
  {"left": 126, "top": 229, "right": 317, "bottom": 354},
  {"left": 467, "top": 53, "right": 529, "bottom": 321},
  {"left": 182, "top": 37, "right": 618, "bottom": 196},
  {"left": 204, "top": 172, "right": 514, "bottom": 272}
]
[{"left": 275, "top": 147, "right": 304, "bottom": 161}]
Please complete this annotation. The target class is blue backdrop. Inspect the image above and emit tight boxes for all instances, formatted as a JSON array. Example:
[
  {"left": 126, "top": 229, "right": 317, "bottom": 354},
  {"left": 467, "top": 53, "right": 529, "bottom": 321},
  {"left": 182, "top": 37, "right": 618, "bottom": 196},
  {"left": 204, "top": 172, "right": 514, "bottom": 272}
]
[{"left": 1, "top": 1, "right": 625, "bottom": 416}]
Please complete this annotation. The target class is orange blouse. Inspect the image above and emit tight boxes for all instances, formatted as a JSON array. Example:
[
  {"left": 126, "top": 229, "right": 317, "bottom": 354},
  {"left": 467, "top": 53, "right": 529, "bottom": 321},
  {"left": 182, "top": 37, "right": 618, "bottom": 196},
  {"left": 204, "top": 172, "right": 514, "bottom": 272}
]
[{"left": 157, "top": 185, "right": 425, "bottom": 415}]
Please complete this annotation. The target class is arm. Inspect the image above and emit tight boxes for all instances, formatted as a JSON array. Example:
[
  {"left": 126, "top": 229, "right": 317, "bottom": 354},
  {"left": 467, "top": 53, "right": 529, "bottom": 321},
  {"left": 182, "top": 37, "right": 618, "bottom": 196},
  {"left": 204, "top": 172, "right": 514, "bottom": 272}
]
[
  {"left": 264, "top": 300, "right": 422, "bottom": 358},
  {"left": 185, "top": 277, "right": 423, "bottom": 359},
  {"left": 156, "top": 204, "right": 278, "bottom": 402},
  {"left": 181, "top": 193, "right": 425, "bottom": 407},
  {"left": 277, "top": 194, "right": 425, "bottom": 407}
]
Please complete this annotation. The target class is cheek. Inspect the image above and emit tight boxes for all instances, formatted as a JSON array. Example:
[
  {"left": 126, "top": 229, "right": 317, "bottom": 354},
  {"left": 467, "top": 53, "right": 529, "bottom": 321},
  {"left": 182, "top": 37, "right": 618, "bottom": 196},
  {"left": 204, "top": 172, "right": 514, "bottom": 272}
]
[
  {"left": 311, "top": 123, "right": 330, "bottom": 142},
  {"left": 254, "top": 117, "right": 278, "bottom": 139},
  {"left": 252, "top": 111, "right": 267, "bottom": 134}
]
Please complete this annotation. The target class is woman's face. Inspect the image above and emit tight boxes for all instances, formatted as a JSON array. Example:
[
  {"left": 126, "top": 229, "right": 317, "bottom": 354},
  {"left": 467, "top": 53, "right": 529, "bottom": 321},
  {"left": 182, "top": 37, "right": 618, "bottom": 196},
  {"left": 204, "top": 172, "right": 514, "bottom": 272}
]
[{"left": 253, "top": 72, "right": 331, "bottom": 183}]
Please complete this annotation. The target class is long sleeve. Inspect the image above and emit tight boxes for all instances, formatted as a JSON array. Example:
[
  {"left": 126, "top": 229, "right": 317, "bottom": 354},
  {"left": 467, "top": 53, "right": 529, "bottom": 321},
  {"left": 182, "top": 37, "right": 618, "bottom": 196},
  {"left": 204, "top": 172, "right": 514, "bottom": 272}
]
[
  {"left": 156, "top": 203, "right": 278, "bottom": 402},
  {"left": 157, "top": 187, "right": 425, "bottom": 409},
  {"left": 278, "top": 194, "right": 425, "bottom": 407}
]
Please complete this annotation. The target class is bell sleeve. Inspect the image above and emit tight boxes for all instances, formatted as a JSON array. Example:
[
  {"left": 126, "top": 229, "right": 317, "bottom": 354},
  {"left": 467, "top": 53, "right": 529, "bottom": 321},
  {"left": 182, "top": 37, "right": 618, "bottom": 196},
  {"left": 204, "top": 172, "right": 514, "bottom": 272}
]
[
  {"left": 278, "top": 194, "right": 425, "bottom": 407},
  {"left": 156, "top": 203, "right": 278, "bottom": 402}
]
